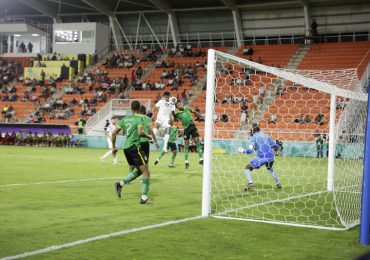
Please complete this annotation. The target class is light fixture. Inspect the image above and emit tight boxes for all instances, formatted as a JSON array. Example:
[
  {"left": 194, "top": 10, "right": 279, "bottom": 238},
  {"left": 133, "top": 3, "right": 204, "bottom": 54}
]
[
  {"left": 32, "top": 34, "right": 39, "bottom": 37},
  {"left": 13, "top": 34, "right": 21, "bottom": 37}
]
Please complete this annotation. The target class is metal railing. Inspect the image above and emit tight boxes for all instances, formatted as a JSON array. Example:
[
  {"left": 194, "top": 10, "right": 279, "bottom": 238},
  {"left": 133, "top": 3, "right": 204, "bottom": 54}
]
[{"left": 111, "top": 31, "right": 370, "bottom": 50}]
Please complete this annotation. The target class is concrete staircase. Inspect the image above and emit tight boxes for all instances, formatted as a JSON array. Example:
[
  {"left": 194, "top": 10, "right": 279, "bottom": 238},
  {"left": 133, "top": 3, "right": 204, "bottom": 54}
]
[{"left": 285, "top": 44, "right": 311, "bottom": 70}]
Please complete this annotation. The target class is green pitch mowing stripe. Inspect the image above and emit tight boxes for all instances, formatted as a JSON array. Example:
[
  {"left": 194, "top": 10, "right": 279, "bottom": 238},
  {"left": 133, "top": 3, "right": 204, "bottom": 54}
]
[{"left": 0, "top": 216, "right": 203, "bottom": 260}]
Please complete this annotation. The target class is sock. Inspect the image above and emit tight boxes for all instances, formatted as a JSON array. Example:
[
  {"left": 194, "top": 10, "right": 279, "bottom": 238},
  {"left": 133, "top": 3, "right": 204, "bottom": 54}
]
[
  {"left": 158, "top": 151, "right": 166, "bottom": 160},
  {"left": 163, "top": 134, "right": 170, "bottom": 150},
  {"left": 101, "top": 150, "right": 112, "bottom": 159},
  {"left": 141, "top": 178, "right": 150, "bottom": 198},
  {"left": 184, "top": 145, "right": 189, "bottom": 161},
  {"left": 171, "top": 153, "right": 176, "bottom": 164},
  {"left": 121, "top": 169, "right": 140, "bottom": 185},
  {"left": 153, "top": 128, "right": 158, "bottom": 136},
  {"left": 244, "top": 169, "right": 253, "bottom": 183},
  {"left": 113, "top": 154, "right": 118, "bottom": 163},
  {"left": 268, "top": 169, "right": 280, "bottom": 184},
  {"left": 196, "top": 141, "right": 203, "bottom": 160}
]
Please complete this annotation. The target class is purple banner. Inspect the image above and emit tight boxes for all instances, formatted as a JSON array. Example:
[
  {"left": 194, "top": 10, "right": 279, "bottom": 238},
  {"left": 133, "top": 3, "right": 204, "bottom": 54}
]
[{"left": 0, "top": 123, "right": 71, "bottom": 135}]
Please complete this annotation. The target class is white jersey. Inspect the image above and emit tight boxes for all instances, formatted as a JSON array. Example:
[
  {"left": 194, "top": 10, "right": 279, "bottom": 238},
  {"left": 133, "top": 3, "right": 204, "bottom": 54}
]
[
  {"left": 156, "top": 99, "right": 175, "bottom": 119},
  {"left": 106, "top": 123, "right": 116, "bottom": 138}
]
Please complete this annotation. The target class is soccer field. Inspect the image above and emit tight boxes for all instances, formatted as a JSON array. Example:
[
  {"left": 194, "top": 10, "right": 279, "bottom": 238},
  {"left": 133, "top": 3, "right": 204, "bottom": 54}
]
[{"left": 0, "top": 146, "right": 368, "bottom": 259}]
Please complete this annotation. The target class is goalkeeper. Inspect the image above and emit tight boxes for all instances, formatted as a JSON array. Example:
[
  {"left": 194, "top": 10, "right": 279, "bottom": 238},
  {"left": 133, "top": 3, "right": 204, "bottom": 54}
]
[{"left": 244, "top": 124, "right": 282, "bottom": 191}]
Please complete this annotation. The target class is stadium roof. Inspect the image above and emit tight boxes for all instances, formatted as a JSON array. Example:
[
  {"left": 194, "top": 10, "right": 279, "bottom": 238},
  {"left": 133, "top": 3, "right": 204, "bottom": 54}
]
[{"left": 0, "top": 0, "right": 365, "bottom": 22}]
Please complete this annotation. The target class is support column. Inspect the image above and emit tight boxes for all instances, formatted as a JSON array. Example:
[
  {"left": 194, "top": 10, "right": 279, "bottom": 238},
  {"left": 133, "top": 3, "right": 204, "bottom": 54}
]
[
  {"left": 109, "top": 16, "right": 123, "bottom": 50},
  {"left": 168, "top": 13, "right": 181, "bottom": 47},
  {"left": 232, "top": 9, "right": 243, "bottom": 47}
]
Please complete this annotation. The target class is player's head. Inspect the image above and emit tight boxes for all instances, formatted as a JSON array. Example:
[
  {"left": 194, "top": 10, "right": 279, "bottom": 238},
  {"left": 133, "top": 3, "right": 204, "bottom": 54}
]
[
  {"left": 111, "top": 116, "right": 118, "bottom": 125},
  {"left": 139, "top": 105, "right": 146, "bottom": 115},
  {"left": 250, "top": 124, "right": 260, "bottom": 136},
  {"left": 131, "top": 100, "right": 141, "bottom": 113},
  {"left": 164, "top": 91, "right": 170, "bottom": 101},
  {"left": 176, "top": 102, "right": 184, "bottom": 111}
]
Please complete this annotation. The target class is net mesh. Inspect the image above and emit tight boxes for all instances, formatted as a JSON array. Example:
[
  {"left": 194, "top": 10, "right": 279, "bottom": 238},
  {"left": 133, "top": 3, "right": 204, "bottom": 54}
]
[{"left": 208, "top": 51, "right": 367, "bottom": 229}]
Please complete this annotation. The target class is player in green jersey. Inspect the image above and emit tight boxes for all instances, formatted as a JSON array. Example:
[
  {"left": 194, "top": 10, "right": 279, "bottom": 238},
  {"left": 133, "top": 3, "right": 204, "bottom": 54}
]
[
  {"left": 139, "top": 105, "right": 159, "bottom": 159},
  {"left": 154, "top": 124, "right": 180, "bottom": 167},
  {"left": 112, "top": 100, "right": 153, "bottom": 204},
  {"left": 175, "top": 102, "right": 204, "bottom": 169}
]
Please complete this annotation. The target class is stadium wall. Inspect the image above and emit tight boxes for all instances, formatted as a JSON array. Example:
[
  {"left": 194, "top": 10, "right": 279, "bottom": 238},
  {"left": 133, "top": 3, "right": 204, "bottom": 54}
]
[
  {"left": 52, "top": 22, "right": 109, "bottom": 54},
  {"left": 111, "top": 2, "right": 370, "bottom": 42},
  {"left": 73, "top": 135, "right": 363, "bottom": 159}
]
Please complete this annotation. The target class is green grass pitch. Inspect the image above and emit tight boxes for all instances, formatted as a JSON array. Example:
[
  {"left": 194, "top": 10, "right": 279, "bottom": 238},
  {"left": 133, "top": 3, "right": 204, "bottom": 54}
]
[{"left": 0, "top": 146, "right": 369, "bottom": 259}]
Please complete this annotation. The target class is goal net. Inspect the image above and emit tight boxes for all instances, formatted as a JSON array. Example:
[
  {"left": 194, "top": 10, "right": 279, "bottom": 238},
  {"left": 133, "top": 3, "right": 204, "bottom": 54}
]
[{"left": 202, "top": 49, "right": 368, "bottom": 230}]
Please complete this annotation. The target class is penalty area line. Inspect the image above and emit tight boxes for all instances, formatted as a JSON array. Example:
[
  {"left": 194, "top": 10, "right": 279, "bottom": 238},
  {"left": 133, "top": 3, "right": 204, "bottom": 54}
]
[
  {"left": 0, "top": 215, "right": 203, "bottom": 260},
  {"left": 0, "top": 174, "right": 165, "bottom": 188}
]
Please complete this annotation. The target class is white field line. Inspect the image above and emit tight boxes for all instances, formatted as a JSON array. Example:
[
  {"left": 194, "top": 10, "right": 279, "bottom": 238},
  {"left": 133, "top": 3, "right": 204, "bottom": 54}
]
[
  {"left": 212, "top": 216, "right": 346, "bottom": 231},
  {"left": 0, "top": 174, "right": 165, "bottom": 188},
  {"left": 0, "top": 215, "right": 203, "bottom": 260}
]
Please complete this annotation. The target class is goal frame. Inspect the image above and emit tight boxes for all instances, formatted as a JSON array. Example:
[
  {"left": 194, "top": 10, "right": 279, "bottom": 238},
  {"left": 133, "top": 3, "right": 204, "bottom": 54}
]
[{"left": 201, "top": 49, "right": 370, "bottom": 239}]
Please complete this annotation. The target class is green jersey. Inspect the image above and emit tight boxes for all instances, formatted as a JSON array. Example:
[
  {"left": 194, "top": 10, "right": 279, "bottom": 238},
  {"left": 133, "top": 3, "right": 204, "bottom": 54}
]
[
  {"left": 175, "top": 106, "right": 194, "bottom": 129},
  {"left": 118, "top": 114, "right": 144, "bottom": 149},
  {"left": 140, "top": 115, "right": 152, "bottom": 143},
  {"left": 168, "top": 126, "right": 178, "bottom": 143}
]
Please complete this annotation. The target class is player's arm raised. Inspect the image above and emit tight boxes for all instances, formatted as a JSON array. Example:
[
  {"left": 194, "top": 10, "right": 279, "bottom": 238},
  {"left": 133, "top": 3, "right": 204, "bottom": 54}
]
[
  {"left": 111, "top": 127, "right": 122, "bottom": 155},
  {"left": 191, "top": 109, "right": 204, "bottom": 120}
]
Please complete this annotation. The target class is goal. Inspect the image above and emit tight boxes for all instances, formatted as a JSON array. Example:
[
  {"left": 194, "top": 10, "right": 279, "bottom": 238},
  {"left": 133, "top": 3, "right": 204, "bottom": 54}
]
[{"left": 201, "top": 49, "right": 369, "bottom": 231}]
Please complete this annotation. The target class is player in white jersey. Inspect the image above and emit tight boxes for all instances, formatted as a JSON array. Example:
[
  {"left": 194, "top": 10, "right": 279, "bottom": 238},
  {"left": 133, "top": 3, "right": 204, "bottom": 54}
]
[
  {"left": 100, "top": 117, "right": 118, "bottom": 164},
  {"left": 153, "top": 91, "right": 176, "bottom": 152}
]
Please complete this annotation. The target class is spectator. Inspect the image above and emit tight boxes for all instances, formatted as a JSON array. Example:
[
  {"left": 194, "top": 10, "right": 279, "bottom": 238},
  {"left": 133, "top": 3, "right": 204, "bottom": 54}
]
[
  {"left": 75, "top": 118, "right": 86, "bottom": 134},
  {"left": 136, "top": 66, "right": 143, "bottom": 79},
  {"left": 28, "top": 42, "right": 33, "bottom": 53},
  {"left": 241, "top": 102, "right": 248, "bottom": 112},
  {"left": 213, "top": 113, "right": 219, "bottom": 122},
  {"left": 315, "top": 134, "right": 324, "bottom": 158},
  {"left": 275, "top": 140, "right": 283, "bottom": 156},
  {"left": 295, "top": 114, "right": 305, "bottom": 124},
  {"left": 220, "top": 114, "right": 229, "bottom": 123},
  {"left": 258, "top": 85, "right": 266, "bottom": 104},
  {"left": 315, "top": 113, "right": 324, "bottom": 125},
  {"left": 311, "top": 19, "right": 318, "bottom": 40},
  {"left": 40, "top": 70, "right": 46, "bottom": 81},
  {"left": 304, "top": 115, "right": 311, "bottom": 123},
  {"left": 181, "top": 89, "right": 188, "bottom": 105},
  {"left": 268, "top": 113, "right": 276, "bottom": 124},
  {"left": 337, "top": 99, "right": 346, "bottom": 110},
  {"left": 276, "top": 85, "right": 284, "bottom": 96},
  {"left": 242, "top": 47, "right": 254, "bottom": 56},
  {"left": 240, "top": 111, "right": 247, "bottom": 130}
]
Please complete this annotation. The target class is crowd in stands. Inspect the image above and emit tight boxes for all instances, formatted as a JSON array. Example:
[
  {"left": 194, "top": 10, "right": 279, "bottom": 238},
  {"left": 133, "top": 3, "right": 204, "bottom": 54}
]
[
  {"left": 168, "top": 45, "right": 206, "bottom": 58},
  {"left": 2, "top": 104, "right": 16, "bottom": 122},
  {"left": 0, "top": 60, "right": 22, "bottom": 87},
  {"left": 0, "top": 131, "right": 78, "bottom": 147}
]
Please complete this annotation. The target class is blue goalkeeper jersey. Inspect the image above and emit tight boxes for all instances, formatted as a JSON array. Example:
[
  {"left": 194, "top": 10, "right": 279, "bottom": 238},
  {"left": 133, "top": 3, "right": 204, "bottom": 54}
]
[{"left": 249, "top": 132, "right": 277, "bottom": 159}]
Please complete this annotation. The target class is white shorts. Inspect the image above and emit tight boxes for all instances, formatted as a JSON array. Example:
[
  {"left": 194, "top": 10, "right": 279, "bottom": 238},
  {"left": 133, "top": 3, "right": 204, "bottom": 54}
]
[
  {"left": 107, "top": 136, "right": 113, "bottom": 149},
  {"left": 155, "top": 117, "right": 171, "bottom": 129}
]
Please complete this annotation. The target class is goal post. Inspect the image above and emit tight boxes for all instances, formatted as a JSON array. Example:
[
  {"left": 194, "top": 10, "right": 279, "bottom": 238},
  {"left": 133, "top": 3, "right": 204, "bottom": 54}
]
[
  {"left": 360, "top": 87, "right": 370, "bottom": 244},
  {"left": 202, "top": 49, "right": 216, "bottom": 217},
  {"left": 202, "top": 49, "right": 369, "bottom": 231}
]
